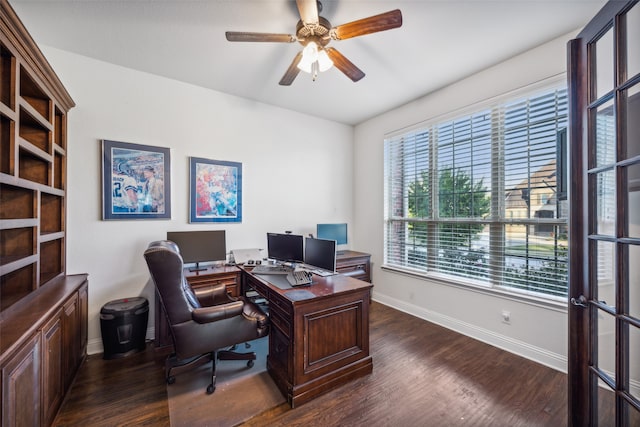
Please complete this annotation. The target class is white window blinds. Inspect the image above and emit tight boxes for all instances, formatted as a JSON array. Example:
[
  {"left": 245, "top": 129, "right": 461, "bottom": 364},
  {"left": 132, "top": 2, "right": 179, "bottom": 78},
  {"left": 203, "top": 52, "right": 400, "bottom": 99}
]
[{"left": 384, "top": 84, "right": 569, "bottom": 299}]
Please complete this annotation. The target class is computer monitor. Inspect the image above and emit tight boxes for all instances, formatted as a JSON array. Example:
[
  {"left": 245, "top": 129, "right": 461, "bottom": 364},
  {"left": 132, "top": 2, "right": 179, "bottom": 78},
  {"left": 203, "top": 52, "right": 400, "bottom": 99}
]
[
  {"left": 317, "top": 223, "right": 348, "bottom": 245},
  {"left": 166, "top": 230, "right": 226, "bottom": 271},
  {"left": 304, "top": 237, "right": 336, "bottom": 272},
  {"left": 266, "top": 233, "right": 304, "bottom": 263}
]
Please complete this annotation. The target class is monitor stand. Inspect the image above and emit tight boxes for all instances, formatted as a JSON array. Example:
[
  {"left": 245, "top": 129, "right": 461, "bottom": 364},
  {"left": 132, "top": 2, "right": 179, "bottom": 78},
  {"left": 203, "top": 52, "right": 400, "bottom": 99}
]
[{"left": 188, "top": 262, "right": 208, "bottom": 272}]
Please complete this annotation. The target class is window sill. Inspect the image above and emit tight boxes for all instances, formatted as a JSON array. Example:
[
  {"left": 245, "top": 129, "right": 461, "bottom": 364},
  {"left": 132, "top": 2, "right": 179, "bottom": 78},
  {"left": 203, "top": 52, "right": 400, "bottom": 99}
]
[{"left": 380, "top": 264, "right": 568, "bottom": 313}]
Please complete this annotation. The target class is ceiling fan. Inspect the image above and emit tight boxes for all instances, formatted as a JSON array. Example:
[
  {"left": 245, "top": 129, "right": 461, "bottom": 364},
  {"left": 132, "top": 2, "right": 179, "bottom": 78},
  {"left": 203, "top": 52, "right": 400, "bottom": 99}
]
[{"left": 225, "top": 0, "right": 402, "bottom": 85}]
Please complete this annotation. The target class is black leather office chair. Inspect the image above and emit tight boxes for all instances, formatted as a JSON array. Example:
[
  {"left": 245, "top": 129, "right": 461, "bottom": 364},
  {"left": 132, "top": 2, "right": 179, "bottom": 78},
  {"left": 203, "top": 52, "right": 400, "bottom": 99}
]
[{"left": 143, "top": 240, "right": 269, "bottom": 394}]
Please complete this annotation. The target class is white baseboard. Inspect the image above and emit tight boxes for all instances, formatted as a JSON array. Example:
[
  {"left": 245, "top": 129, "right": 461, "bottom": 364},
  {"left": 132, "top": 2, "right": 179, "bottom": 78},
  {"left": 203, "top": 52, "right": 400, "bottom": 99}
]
[{"left": 372, "top": 293, "right": 567, "bottom": 373}]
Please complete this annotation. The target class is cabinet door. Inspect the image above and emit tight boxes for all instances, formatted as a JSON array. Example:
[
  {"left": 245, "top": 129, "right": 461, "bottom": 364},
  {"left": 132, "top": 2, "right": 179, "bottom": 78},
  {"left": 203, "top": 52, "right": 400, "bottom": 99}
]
[
  {"left": 78, "top": 283, "right": 88, "bottom": 357},
  {"left": 1, "top": 333, "right": 42, "bottom": 427},
  {"left": 42, "top": 313, "right": 63, "bottom": 426},
  {"left": 62, "top": 294, "right": 79, "bottom": 390}
]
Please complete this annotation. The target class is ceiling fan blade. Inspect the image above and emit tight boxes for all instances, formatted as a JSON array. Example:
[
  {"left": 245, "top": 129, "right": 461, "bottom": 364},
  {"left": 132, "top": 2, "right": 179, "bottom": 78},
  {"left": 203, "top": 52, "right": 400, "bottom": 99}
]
[
  {"left": 279, "top": 52, "right": 304, "bottom": 86},
  {"left": 332, "top": 9, "right": 402, "bottom": 40},
  {"left": 296, "top": 0, "right": 319, "bottom": 25},
  {"left": 325, "top": 47, "right": 365, "bottom": 82},
  {"left": 225, "top": 32, "right": 296, "bottom": 43}
]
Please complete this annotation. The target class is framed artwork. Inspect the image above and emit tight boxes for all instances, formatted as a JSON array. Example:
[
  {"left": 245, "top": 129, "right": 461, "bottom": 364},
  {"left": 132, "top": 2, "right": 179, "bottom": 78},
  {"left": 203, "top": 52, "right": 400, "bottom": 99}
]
[
  {"left": 101, "top": 139, "right": 171, "bottom": 220},
  {"left": 190, "top": 157, "right": 242, "bottom": 223}
]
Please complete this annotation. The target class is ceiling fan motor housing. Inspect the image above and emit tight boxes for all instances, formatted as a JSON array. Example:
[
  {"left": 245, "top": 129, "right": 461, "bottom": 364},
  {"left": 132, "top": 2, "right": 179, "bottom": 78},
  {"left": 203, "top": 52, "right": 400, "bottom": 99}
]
[{"left": 296, "top": 16, "right": 331, "bottom": 47}]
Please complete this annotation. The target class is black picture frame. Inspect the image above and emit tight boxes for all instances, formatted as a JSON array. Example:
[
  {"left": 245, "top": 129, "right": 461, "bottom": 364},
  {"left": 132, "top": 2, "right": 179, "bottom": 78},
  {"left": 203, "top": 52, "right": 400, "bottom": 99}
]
[
  {"left": 101, "top": 139, "right": 171, "bottom": 220},
  {"left": 189, "top": 156, "right": 242, "bottom": 223}
]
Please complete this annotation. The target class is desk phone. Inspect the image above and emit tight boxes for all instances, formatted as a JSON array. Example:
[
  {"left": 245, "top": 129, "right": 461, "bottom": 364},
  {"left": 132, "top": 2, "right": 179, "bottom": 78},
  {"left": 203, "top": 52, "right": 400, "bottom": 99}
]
[{"left": 286, "top": 270, "right": 313, "bottom": 286}]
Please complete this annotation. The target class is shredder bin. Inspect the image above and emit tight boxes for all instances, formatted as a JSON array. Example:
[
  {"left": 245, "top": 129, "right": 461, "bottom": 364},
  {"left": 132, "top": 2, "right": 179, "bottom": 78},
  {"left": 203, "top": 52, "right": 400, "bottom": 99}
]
[{"left": 100, "top": 297, "right": 149, "bottom": 359}]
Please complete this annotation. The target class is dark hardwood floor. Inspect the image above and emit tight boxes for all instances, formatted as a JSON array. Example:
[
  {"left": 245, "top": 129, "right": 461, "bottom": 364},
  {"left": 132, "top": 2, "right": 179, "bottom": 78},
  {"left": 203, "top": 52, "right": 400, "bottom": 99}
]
[
  {"left": 54, "top": 301, "right": 568, "bottom": 426},
  {"left": 53, "top": 342, "right": 170, "bottom": 426}
]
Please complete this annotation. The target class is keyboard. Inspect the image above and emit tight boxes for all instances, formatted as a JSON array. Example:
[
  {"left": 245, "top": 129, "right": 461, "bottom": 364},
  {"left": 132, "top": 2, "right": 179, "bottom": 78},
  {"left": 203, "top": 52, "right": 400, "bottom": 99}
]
[
  {"left": 286, "top": 270, "right": 313, "bottom": 286},
  {"left": 251, "top": 264, "right": 291, "bottom": 275}
]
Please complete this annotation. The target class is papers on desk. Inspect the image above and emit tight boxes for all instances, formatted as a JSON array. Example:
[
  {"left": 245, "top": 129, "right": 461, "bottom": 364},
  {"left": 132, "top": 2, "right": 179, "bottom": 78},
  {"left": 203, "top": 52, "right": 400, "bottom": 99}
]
[
  {"left": 299, "top": 264, "right": 336, "bottom": 277},
  {"left": 312, "top": 270, "right": 336, "bottom": 277}
]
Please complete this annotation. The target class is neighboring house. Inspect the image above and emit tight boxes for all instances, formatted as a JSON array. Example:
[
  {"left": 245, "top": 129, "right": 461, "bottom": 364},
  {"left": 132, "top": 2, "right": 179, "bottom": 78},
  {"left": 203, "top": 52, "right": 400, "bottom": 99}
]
[{"left": 505, "top": 160, "right": 560, "bottom": 236}]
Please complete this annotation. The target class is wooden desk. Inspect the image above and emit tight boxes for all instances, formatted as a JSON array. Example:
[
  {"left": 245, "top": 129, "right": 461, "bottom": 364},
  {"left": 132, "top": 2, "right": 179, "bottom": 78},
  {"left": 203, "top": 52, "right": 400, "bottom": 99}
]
[
  {"left": 336, "top": 250, "right": 371, "bottom": 282},
  {"left": 154, "top": 265, "right": 241, "bottom": 351},
  {"left": 242, "top": 268, "right": 373, "bottom": 407}
]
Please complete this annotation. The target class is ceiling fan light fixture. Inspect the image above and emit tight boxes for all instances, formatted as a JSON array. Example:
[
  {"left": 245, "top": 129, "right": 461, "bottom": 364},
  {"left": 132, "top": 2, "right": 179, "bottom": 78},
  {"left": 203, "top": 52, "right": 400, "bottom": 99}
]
[
  {"left": 297, "top": 41, "right": 333, "bottom": 79},
  {"left": 317, "top": 48, "right": 333, "bottom": 72},
  {"left": 297, "top": 41, "right": 318, "bottom": 72}
]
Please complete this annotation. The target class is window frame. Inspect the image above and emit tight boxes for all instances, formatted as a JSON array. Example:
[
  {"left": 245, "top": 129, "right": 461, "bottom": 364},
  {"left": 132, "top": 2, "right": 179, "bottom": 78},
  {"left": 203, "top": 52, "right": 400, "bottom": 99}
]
[{"left": 383, "top": 76, "right": 569, "bottom": 305}]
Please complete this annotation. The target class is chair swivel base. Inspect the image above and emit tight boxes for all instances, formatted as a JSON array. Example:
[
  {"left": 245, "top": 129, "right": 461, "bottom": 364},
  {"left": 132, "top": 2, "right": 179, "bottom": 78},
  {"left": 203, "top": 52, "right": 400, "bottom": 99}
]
[
  {"left": 208, "top": 350, "right": 257, "bottom": 393},
  {"left": 165, "top": 349, "right": 257, "bottom": 394}
]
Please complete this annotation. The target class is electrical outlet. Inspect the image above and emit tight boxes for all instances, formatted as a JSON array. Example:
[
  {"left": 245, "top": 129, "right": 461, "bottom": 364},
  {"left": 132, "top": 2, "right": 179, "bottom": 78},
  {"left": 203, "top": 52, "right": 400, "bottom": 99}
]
[{"left": 501, "top": 310, "right": 511, "bottom": 324}]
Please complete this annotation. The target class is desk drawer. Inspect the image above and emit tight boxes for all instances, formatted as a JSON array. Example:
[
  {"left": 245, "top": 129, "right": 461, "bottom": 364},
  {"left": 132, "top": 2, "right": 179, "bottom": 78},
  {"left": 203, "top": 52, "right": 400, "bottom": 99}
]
[
  {"left": 188, "top": 273, "right": 239, "bottom": 296},
  {"left": 268, "top": 292, "right": 292, "bottom": 316},
  {"left": 269, "top": 325, "right": 291, "bottom": 380},
  {"left": 337, "top": 265, "right": 368, "bottom": 282},
  {"left": 269, "top": 308, "right": 291, "bottom": 338},
  {"left": 336, "top": 253, "right": 371, "bottom": 283},
  {"left": 188, "top": 273, "right": 238, "bottom": 286}
]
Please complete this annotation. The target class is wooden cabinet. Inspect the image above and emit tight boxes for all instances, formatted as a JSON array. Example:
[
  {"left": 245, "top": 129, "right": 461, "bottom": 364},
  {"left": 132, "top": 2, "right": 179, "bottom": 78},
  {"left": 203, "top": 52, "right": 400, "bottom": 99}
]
[
  {"left": 0, "top": 275, "right": 87, "bottom": 427},
  {"left": 0, "top": 0, "right": 75, "bottom": 313},
  {"left": 336, "top": 250, "right": 371, "bottom": 282},
  {"left": 61, "top": 293, "right": 79, "bottom": 391},
  {"left": 78, "top": 284, "right": 88, "bottom": 358},
  {"left": 154, "top": 265, "right": 241, "bottom": 351},
  {"left": 41, "top": 312, "right": 63, "bottom": 427},
  {"left": 1, "top": 333, "right": 41, "bottom": 426},
  {"left": 0, "top": 3, "right": 83, "bottom": 425}
]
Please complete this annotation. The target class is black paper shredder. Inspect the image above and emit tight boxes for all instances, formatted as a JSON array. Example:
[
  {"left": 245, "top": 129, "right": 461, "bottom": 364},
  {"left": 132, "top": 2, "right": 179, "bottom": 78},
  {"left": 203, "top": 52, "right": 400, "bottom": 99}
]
[{"left": 100, "top": 297, "right": 148, "bottom": 359}]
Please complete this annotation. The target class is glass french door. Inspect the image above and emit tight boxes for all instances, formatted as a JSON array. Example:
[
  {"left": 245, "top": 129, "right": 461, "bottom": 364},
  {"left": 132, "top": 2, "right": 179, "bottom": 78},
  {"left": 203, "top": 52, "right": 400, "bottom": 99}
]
[{"left": 568, "top": 1, "right": 640, "bottom": 426}]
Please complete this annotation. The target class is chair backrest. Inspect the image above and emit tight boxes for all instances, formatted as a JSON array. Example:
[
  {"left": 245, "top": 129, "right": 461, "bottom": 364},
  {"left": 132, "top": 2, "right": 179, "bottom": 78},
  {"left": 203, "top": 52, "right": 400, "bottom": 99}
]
[{"left": 144, "top": 240, "right": 200, "bottom": 327}]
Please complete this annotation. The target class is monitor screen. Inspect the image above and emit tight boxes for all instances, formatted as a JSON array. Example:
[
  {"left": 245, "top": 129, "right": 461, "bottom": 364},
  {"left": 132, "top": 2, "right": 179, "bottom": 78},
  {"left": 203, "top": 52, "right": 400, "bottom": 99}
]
[
  {"left": 304, "top": 237, "right": 336, "bottom": 272},
  {"left": 166, "top": 230, "right": 226, "bottom": 268},
  {"left": 316, "top": 223, "right": 348, "bottom": 245},
  {"left": 267, "top": 233, "right": 304, "bottom": 263}
]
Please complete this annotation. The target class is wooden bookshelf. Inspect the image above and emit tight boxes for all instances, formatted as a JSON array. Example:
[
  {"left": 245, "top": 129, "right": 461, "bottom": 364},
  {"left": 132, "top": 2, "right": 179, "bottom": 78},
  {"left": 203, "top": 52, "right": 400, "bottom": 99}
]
[
  {"left": 0, "top": 2, "right": 85, "bottom": 425},
  {"left": 0, "top": 0, "right": 75, "bottom": 313}
]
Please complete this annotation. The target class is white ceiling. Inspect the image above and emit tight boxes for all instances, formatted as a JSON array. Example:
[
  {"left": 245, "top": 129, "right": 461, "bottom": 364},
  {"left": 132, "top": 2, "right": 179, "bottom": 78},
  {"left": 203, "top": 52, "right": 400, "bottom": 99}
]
[{"left": 10, "top": 0, "right": 606, "bottom": 125}]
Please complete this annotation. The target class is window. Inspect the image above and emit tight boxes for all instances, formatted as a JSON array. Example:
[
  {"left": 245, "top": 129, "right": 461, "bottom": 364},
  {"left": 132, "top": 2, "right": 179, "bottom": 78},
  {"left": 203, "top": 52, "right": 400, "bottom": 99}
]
[{"left": 384, "top": 83, "right": 569, "bottom": 299}]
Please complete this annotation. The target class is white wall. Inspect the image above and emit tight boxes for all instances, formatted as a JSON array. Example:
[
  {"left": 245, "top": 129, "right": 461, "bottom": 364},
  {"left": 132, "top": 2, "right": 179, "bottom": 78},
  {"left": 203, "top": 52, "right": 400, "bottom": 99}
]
[
  {"left": 41, "top": 47, "right": 354, "bottom": 354},
  {"left": 353, "top": 31, "right": 578, "bottom": 372}
]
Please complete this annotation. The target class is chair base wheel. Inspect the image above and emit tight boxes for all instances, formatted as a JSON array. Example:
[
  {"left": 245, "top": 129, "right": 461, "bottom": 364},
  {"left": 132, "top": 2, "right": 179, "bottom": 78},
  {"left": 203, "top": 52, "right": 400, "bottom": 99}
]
[
  {"left": 167, "top": 376, "right": 175, "bottom": 385},
  {"left": 207, "top": 384, "right": 215, "bottom": 394},
  {"left": 247, "top": 360, "right": 254, "bottom": 368}
]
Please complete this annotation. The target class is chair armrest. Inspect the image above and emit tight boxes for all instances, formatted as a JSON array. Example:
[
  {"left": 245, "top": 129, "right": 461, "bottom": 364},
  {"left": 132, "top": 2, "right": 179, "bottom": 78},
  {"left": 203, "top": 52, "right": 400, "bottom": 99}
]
[
  {"left": 192, "top": 300, "right": 244, "bottom": 323},
  {"left": 242, "top": 299, "right": 269, "bottom": 330},
  {"left": 193, "top": 283, "right": 233, "bottom": 306}
]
